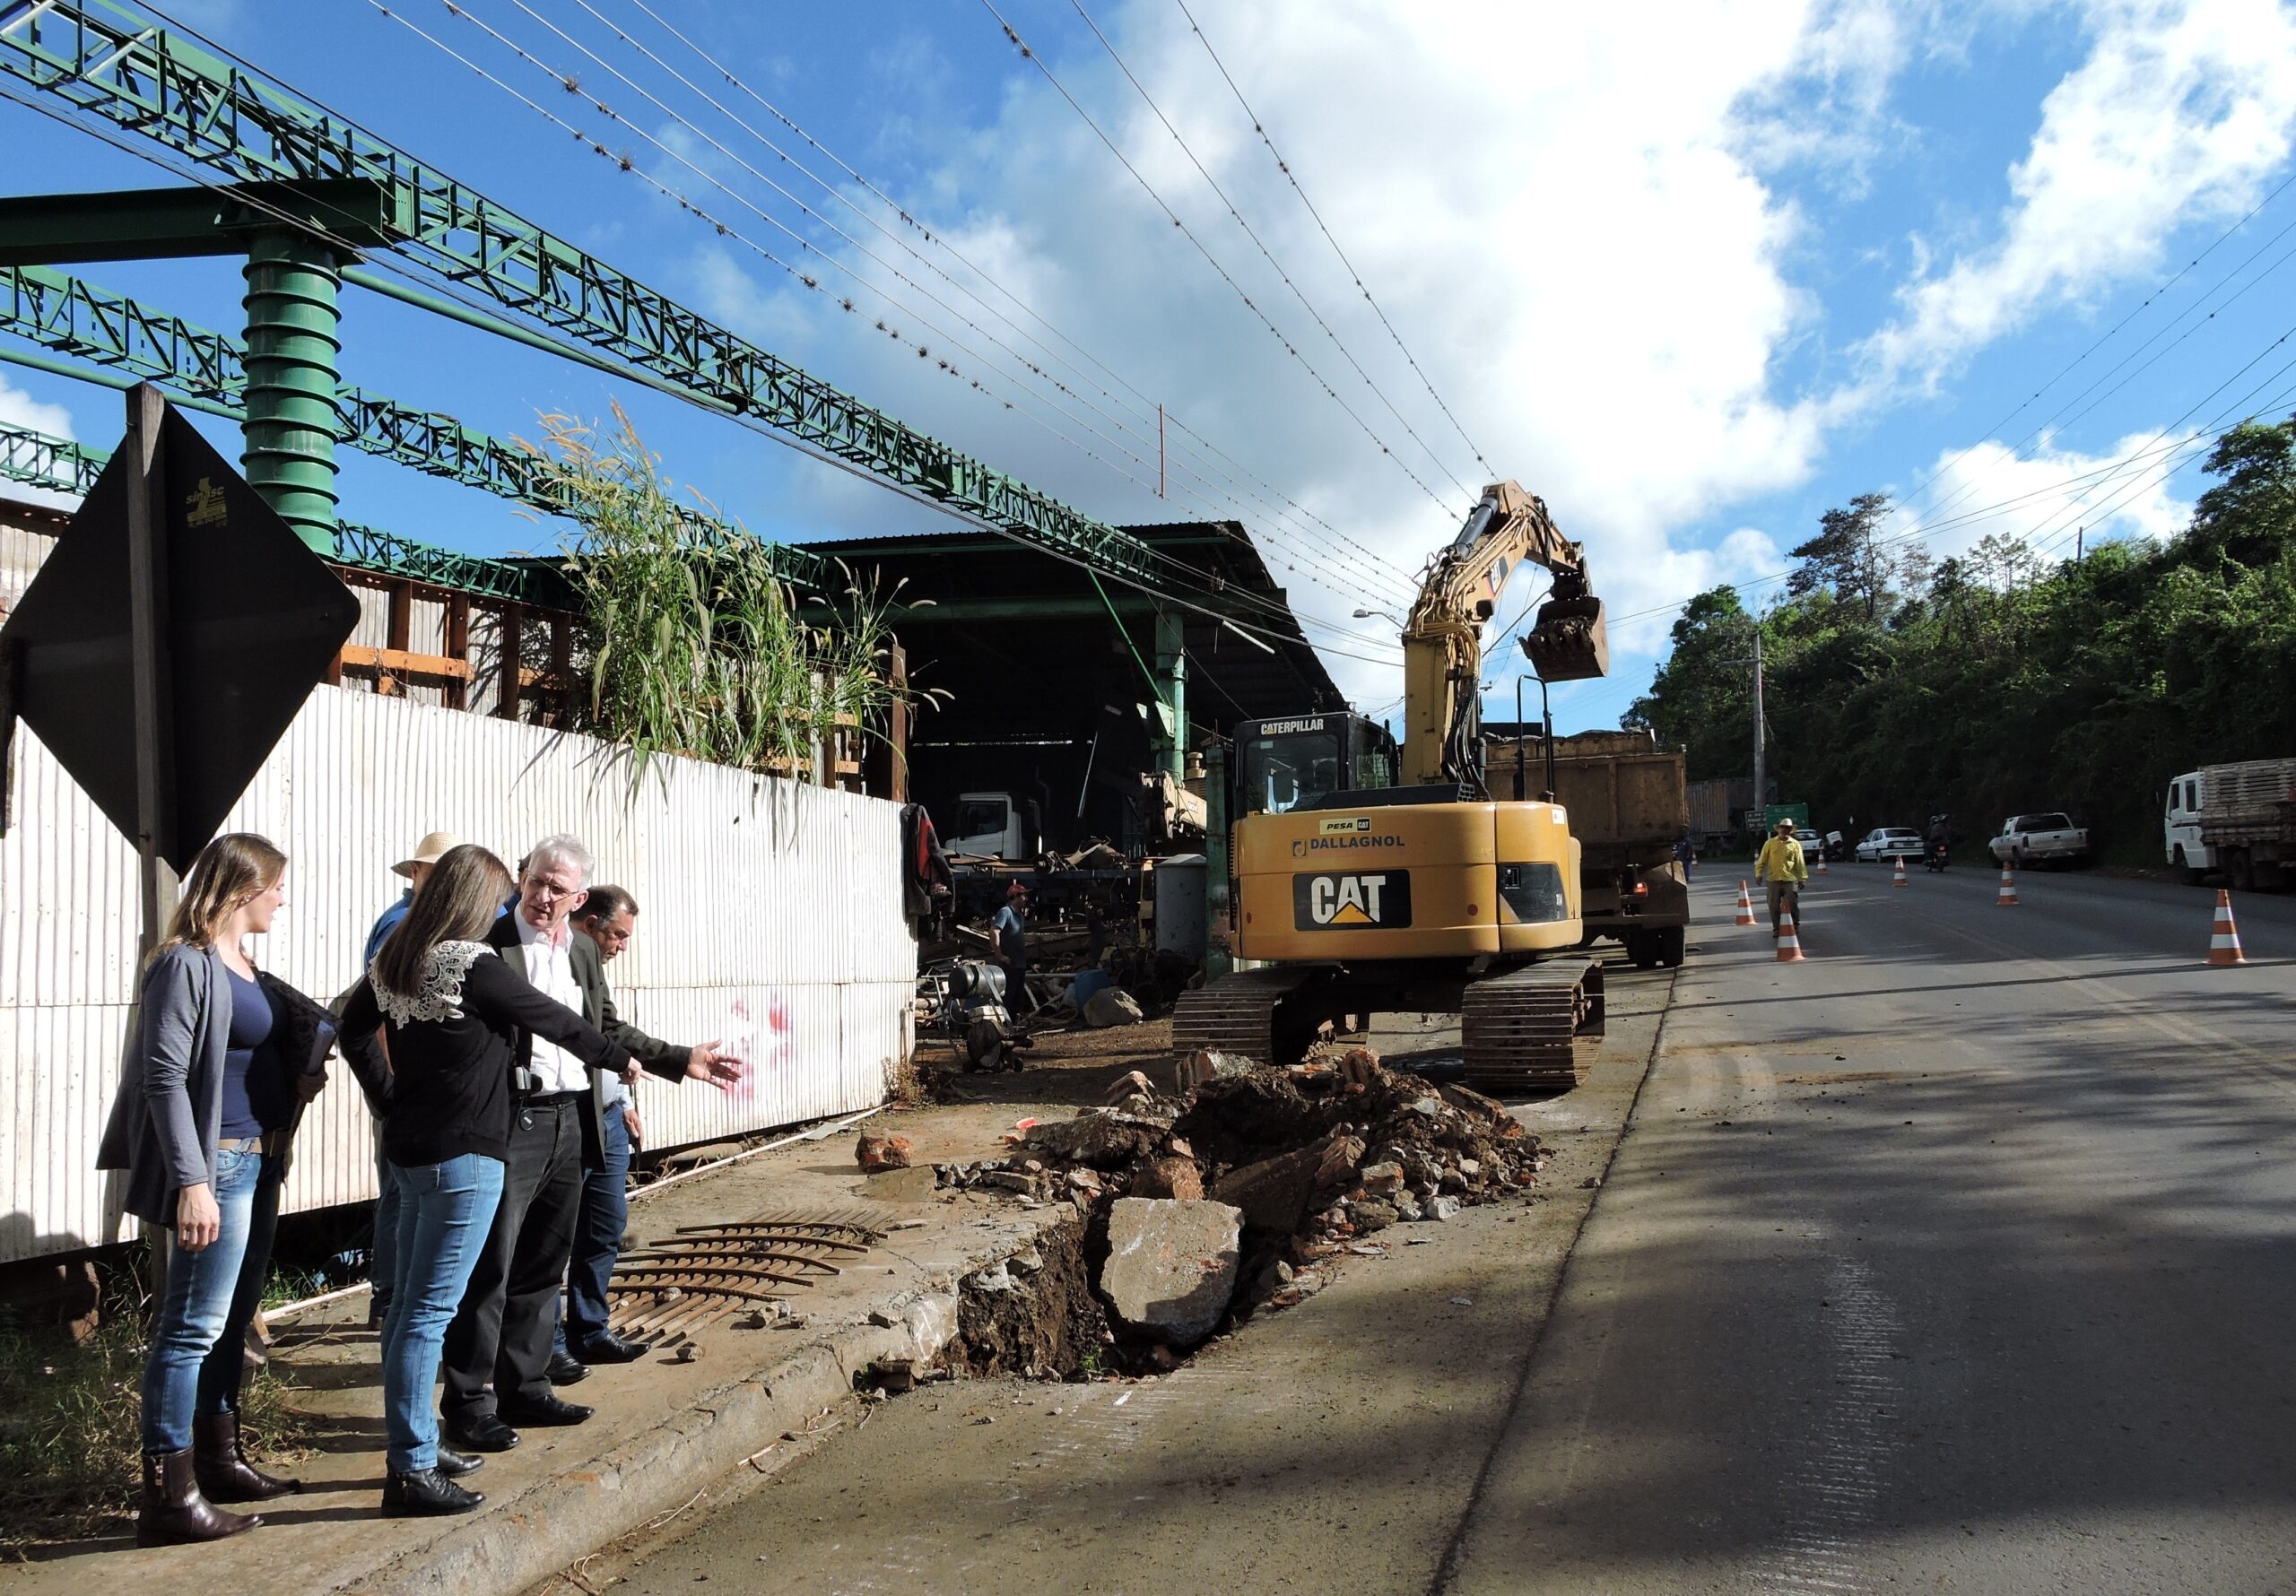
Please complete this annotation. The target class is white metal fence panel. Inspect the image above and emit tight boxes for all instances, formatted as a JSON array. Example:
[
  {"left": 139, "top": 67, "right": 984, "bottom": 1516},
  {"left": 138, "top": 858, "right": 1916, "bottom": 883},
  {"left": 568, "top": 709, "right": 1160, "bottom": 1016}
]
[{"left": 0, "top": 685, "right": 911, "bottom": 1265}]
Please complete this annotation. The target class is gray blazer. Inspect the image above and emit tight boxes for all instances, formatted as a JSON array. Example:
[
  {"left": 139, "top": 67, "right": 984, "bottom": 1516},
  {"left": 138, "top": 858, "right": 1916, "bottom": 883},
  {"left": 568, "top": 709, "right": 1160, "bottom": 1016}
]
[{"left": 95, "top": 944, "right": 357, "bottom": 1227}]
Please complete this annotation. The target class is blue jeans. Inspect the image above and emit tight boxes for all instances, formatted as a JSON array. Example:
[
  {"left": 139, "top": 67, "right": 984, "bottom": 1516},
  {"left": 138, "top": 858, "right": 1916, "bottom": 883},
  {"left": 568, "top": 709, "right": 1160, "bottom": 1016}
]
[
  {"left": 370, "top": 1145, "right": 403, "bottom": 1317},
  {"left": 382, "top": 1153, "right": 504, "bottom": 1474},
  {"left": 556, "top": 1099, "right": 631, "bottom": 1356},
  {"left": 140, "top": 1146, "right": 283, "bottom": 1453}
]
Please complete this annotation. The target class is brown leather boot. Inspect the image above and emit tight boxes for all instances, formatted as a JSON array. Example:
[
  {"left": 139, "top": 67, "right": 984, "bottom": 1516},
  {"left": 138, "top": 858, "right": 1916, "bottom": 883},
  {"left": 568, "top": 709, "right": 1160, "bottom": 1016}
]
[
  {"left": 194, "top": 1410, "right": 303, "bottom": 1503},
  {"left": 137, "top": 1447, "right": 262, "bottom": 1546}
]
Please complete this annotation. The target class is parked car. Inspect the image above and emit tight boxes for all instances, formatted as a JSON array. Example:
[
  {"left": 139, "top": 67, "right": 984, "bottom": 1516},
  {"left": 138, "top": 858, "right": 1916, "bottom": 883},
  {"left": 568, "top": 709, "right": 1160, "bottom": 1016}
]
[
  {"left": 1989, "top": 812, "right": 2089, "bottom": 868},
  {"left": 1854, "top": 827, "right": 1924, "bottom": 863}
]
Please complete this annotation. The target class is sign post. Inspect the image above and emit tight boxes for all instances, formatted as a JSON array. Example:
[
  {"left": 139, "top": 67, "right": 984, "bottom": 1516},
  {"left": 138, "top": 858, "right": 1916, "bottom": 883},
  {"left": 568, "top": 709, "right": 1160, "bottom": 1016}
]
[{"left": 123, "top": 384, "right": 178, "bottom": 956}]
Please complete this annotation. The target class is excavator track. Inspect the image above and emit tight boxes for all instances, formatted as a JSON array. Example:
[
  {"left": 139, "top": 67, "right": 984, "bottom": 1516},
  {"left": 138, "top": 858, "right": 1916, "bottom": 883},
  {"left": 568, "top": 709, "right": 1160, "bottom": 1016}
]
[
  {"left": 1170, "top": 967, "right": 1327, "bottom": 1067},
  {"left": 1461, "top": 958, "right": 1605, "bottom": 1096}
]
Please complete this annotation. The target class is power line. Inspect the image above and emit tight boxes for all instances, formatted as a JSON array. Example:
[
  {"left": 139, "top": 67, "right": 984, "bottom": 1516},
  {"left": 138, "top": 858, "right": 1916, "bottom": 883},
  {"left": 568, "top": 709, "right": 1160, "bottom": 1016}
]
[
  {"left": 605, "top": 0, "right": 1432, "bottom": 596},
  {"left": 0, "top": 76, "right": 1409, "bottom": 668},
  {"left": 370, "top": 0, "right": 1408, "bottom": 644},
  {"left": 978, "top": 0, "right": 1462, "bottom": 522},
  {"left": 439, "top": 0, "right": 1424, "bottom": 612},
  {"left": 1169, "top": 0, "right": 1496, "bottom": 481},
  {"left": 1064, "top": 0, "right": 1478, "bottom": 502}
]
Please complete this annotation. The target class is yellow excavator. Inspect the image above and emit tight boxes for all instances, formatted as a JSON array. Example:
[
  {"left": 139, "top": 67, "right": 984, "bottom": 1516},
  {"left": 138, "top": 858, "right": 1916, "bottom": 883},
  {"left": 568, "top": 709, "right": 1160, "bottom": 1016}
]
[{"left": 1174, "top": 481, "right": 1612, "bottom": 1094}]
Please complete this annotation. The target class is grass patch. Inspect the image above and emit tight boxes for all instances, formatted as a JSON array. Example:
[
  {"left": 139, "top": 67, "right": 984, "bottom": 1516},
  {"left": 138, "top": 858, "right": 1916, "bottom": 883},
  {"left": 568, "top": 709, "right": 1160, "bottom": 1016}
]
[{"left": 0, "top": 1266, "right": 314, "bottom": 1552}]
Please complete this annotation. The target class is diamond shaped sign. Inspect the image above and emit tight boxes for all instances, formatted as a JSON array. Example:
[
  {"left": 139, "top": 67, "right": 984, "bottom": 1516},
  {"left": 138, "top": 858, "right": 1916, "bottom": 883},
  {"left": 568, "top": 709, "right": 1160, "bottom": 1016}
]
[{"left": 0, "top": 402, "right": 360, "bottom": 872}]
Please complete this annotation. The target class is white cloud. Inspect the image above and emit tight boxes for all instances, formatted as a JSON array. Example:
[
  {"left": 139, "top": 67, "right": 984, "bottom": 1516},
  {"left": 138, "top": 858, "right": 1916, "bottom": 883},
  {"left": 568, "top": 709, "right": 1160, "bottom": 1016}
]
[
  {"left": 669, "top": 0, "right": 2290, "bottom": 713},
  {"left": 1898, "top": 427, "right": 2195, "bottom": 563},
  {"left": 712, "top": 0, "right": 1858, "bottom": 707},
  {"left": 1858, "top": 0, "right": 2296, "bottom": 393}
]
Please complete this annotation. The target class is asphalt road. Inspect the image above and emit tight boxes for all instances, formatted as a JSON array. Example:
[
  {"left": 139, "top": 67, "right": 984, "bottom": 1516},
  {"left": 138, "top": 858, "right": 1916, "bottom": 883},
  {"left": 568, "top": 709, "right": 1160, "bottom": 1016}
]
[
  {"left": 1441, "top": 862, "right": 2296, "bottom": 1594},
  {"left": 569, "top": 864, "right": 2296, "bottom": 1595}
]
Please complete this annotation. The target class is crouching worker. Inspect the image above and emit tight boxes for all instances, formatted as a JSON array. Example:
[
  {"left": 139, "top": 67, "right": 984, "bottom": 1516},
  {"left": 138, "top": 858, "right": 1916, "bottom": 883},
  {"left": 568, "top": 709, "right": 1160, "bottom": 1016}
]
[{"left": 98, "top": 834, "right": 378, "bottom": 1546}]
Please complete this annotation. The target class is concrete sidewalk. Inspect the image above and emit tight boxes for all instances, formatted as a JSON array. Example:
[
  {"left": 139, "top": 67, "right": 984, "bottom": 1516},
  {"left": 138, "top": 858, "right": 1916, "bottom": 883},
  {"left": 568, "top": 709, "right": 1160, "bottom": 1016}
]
[{"left": 0, "top": 1097, "right": 1075, "bottom": 1596}]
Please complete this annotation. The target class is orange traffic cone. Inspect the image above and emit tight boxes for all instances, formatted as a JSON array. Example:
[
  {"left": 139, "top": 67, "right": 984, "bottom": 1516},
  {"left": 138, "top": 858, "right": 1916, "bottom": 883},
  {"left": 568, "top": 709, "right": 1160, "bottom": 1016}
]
[
  {"left": 1735, "top": 880, "right": 1756, "bottom": 927},
  {"left": 2208, "top": 889, "right": 2247, "bottom": 966},
  {"left": 1996, "top": 864, "right": 2019, "bottom": 906},
  {"left": 1892, "top": 854, "right": 1909, "bottom": 889},
  {"left": 1815, "top": 851, "right": 1830, "bottom": 875},
  {"left": 1776, "top": 909, "right": 1805, "bottom": 961}
]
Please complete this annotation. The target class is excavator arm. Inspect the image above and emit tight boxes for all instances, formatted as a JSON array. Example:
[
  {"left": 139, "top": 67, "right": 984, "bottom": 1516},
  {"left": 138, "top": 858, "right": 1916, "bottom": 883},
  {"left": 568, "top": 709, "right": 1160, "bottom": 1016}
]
[{"left": 1400, "top": 481, "right": 1609, "bottom": 787}]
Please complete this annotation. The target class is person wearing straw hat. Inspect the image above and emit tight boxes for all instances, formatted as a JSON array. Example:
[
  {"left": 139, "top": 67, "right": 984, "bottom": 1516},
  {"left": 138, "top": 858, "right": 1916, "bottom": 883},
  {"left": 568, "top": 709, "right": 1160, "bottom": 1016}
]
[
  {"left": 360, "top": 832, "right": 467, "bottom": 1333},
  {"left": 1754, "top": 817, "right": 1810, "bottom": 935}
]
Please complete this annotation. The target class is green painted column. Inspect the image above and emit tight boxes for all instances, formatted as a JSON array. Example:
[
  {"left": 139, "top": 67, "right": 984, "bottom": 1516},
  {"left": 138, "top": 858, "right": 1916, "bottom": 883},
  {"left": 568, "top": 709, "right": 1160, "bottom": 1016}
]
[
  {"left": 239, "top": 230, "right": 344, "bottom": 554},
  {"left": 1152, "top": 606, "right": 1188, "bottom": 779},
  {"left": 1205, "top": 744, "right": 1232, "bottom": 978}
]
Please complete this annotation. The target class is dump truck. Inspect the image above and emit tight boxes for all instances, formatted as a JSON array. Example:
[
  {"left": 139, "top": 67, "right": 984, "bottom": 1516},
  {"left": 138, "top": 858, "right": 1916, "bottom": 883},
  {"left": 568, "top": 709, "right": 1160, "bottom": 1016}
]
[
  {"left": 1490, "top": 728, "right": 1691, "bottom": 968},
  {"left": 1687, "top": 776, "right": 1755, "bottom": 849},
  {"left": 2164, "top": 759, "right": 2296, "bottom": 889}
]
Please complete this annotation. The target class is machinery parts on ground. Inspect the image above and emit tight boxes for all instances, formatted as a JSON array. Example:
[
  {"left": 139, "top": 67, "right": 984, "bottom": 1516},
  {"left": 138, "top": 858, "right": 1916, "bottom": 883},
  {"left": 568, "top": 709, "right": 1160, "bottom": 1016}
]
[
  {"left": 1181, "top": 480, "right": 1613, "bottom": 1094},
  {"left": 918, "top": 959, "right": 1031, "bottom": 1072}
]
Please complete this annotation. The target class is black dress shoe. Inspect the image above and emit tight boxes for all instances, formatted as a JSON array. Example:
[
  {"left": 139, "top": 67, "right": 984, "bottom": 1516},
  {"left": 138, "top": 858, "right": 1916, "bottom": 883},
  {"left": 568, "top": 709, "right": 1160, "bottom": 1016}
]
[
  {"left": 434, "top": 1446, "right": 484, "bottom": 1479},
  {"left": 442, "top": 1412, "right": 520, "bottom": 1453},
  {"left": 545, "top": 1349, "right": 590, "bottom": 1386},
  {"left": 383, "top": 1469, "right": 485, "bottom": 1517},
  {"left": 574, "top": 1331, "right": 649, "bottom": 1364},
  {"left": 497, "top": 1392, "right": 593, "bottom": 1427}
]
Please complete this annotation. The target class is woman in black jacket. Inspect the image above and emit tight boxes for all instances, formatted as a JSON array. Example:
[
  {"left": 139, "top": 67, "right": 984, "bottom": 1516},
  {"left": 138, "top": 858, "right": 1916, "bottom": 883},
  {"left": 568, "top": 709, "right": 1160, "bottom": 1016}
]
[
  {"left": 98, "top": 833, "right": 375, "bottom": 1547},
  {"left": 335, "top": 844, "right": 631, "bottom": 1517}
]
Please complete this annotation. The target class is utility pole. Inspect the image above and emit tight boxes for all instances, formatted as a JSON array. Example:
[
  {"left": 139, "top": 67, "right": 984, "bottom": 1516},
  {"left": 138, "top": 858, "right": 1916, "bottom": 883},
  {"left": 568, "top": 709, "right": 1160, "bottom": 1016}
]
[
  {"left": 1157, "top": 403, "right": 1167, "bottom": 499},
  {"left": 1752, "top": 628, "right": 1766, "bottom": 822}
]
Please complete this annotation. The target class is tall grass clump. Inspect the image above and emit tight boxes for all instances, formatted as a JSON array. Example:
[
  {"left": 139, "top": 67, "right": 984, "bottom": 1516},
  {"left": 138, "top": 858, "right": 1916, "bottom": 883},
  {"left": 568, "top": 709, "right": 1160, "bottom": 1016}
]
[
  {"left": 526, "top": 405, "right": 905, "bottom": 784},
  {"left": 0, "top": 1275, "right": 309, "bottom": 1549}
]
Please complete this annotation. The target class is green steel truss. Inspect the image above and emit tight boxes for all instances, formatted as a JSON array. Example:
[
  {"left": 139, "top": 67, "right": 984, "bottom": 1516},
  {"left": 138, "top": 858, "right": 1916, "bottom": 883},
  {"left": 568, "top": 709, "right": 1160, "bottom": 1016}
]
[
  {"left": 0, "top": 264, "right": 836, "bottom": 589},
  {"left": 0, "top": 415, "right": 554, "bottom": 603},
  {"left": 0, "top": 0, "right": 1170, "bottom": 589},
  {"left": 0, "top": 416, "right": 104, "bottom": 495}
]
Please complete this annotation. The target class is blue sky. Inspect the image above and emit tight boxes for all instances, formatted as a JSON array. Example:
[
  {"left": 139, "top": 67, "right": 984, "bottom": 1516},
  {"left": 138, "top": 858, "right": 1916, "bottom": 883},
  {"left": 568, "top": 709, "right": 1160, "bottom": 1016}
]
[{"left": 5, "top": 0, "right": 2296, "bottom": 735}]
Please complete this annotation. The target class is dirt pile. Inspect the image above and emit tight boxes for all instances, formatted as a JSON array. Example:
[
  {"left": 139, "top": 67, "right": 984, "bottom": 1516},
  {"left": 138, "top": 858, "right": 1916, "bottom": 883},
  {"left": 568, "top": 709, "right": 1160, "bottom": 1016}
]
[{"left": 938, "top": 1046, "right": 1545, "bottom": 1359}]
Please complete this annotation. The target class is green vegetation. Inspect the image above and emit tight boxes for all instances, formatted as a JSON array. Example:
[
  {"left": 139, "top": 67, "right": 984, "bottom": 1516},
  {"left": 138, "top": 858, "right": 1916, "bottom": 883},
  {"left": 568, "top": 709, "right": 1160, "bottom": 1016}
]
[
  {"left": 1628, "top": 417, "right": 2296, "bottom": 857},
  {"left": 0, "top": 1271, "right": 310, "bottom": 1549},
  {"left": 529, "top": 406, "right": 909, "bottom": 786}
]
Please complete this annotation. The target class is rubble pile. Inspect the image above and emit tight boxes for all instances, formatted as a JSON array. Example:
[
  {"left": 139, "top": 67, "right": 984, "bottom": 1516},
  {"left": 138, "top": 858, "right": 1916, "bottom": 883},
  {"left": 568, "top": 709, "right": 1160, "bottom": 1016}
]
[{"left": 938, "top": 1045, "right": 1546, "bottom": 1363}]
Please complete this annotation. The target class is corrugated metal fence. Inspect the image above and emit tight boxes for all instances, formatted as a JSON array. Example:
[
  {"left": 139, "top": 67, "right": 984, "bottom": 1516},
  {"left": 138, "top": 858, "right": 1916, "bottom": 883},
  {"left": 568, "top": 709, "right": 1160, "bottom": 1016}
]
[{"left": 0, "top": 686, "right": 913, "bottom": 1265}]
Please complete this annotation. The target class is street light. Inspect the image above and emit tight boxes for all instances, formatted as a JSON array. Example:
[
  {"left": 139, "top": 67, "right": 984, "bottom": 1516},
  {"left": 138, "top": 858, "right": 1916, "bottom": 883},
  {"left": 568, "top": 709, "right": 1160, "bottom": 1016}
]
[{"left": 1352, "top": 607, "right": 1405, "bottom": 627}]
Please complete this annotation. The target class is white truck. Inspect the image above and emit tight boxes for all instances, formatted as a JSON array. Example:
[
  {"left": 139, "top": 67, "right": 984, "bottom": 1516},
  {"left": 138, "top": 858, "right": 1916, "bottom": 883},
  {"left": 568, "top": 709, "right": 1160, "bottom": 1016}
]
[
  {"left": 1989, "top": 812, "right": 2089, "bottom": 868},
  {"left": 2164, "top": 759, "right": 2296, "bottom": 889}
]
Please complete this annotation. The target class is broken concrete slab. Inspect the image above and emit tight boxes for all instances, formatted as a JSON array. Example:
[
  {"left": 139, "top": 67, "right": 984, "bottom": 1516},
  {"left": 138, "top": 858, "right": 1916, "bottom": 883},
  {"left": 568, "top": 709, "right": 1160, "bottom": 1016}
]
[
  {"left": 1100, "top": 1198, "right": 1243, "bottom": 1346},
  {"left": 863, "top": 1166, "right": 940, "bottom": 1202}
]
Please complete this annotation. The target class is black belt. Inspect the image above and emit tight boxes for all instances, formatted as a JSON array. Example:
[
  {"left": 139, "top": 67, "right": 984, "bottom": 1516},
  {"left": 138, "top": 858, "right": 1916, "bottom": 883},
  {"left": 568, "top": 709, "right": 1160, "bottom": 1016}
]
[{"left": 524, "top": 1091, "right": 583, "bottom": 1108}]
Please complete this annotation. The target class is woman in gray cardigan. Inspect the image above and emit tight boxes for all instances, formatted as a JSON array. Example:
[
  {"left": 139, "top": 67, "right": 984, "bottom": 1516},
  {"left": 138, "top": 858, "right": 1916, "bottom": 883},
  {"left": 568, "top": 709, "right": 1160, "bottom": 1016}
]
[{"left": 97, "top": 833, "right": 378, "bottom": 1547}]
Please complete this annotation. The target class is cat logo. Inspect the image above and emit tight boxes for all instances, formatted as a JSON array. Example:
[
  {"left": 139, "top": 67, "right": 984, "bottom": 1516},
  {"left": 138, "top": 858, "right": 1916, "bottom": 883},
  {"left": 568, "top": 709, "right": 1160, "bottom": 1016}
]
[
  {"left": 1292, "top": 870, "right": 1413, "bottom": 930},
  {"left": 1318, "top": 816, "right": 1371, "bottom": 835}
]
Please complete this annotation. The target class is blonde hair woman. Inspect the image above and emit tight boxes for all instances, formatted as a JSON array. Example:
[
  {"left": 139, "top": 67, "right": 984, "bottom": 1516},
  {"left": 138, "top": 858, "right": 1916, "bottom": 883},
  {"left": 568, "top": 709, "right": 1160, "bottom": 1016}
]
[{"left": 97, "top": 834, "right": 372, "bottom": 1546}]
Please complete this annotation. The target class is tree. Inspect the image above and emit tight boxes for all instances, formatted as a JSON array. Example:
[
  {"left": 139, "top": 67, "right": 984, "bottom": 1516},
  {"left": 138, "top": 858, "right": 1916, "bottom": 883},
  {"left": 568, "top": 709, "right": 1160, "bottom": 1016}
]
[
  {"left": 1787, "top": 492, "right": 1896, "bottom": 621},
  {"left": 1625, "top": 586, "right": 1757, "bottom": 779},
  {"left": 2187, "top": 415, "right": 2296, "bottom": 569}
]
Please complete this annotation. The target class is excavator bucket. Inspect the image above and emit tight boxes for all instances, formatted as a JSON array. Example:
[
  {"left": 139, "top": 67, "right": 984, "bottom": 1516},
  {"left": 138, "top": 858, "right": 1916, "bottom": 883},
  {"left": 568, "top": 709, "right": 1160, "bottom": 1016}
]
[{"left": 1523, "top": 595, "right": 1610, "bottom": 682}]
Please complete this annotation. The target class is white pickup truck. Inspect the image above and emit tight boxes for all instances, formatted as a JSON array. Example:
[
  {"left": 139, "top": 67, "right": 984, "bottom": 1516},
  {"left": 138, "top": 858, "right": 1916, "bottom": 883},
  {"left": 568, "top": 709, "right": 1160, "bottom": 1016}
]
[{"left": 1989, "top": 812, "right": 2089, "bottom": 867}]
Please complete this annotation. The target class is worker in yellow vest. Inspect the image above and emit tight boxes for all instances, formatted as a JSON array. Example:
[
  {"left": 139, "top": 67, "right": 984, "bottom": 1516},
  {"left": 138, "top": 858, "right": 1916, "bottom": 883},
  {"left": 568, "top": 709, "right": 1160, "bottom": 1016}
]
[{"left": 1754, "top": 817, "right": 1809, "bottom": 935}]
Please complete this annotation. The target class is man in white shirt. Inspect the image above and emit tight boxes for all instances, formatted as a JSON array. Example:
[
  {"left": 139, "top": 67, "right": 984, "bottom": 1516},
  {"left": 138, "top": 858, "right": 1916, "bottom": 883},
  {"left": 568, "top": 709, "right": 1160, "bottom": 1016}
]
[{"left": 441, "top": 837, "right": 739, "bottom": 1451}]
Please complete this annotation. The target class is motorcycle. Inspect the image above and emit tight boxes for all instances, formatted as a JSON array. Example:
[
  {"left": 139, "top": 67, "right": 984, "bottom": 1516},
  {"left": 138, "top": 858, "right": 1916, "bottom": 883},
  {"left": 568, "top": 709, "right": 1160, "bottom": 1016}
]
[{"left": 1924, "top": 841, "right": 1948, "bottom": 872}]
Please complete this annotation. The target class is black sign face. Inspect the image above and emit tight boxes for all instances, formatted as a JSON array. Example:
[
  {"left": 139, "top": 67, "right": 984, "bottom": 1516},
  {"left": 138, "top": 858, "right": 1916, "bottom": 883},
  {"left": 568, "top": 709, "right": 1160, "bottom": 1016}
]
[
  {"left": 0, "top": 404, "right": 361, "bottom": 872},
  {"left": 1292, "top": 869, "right": 1412, "bottom": 930}
]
